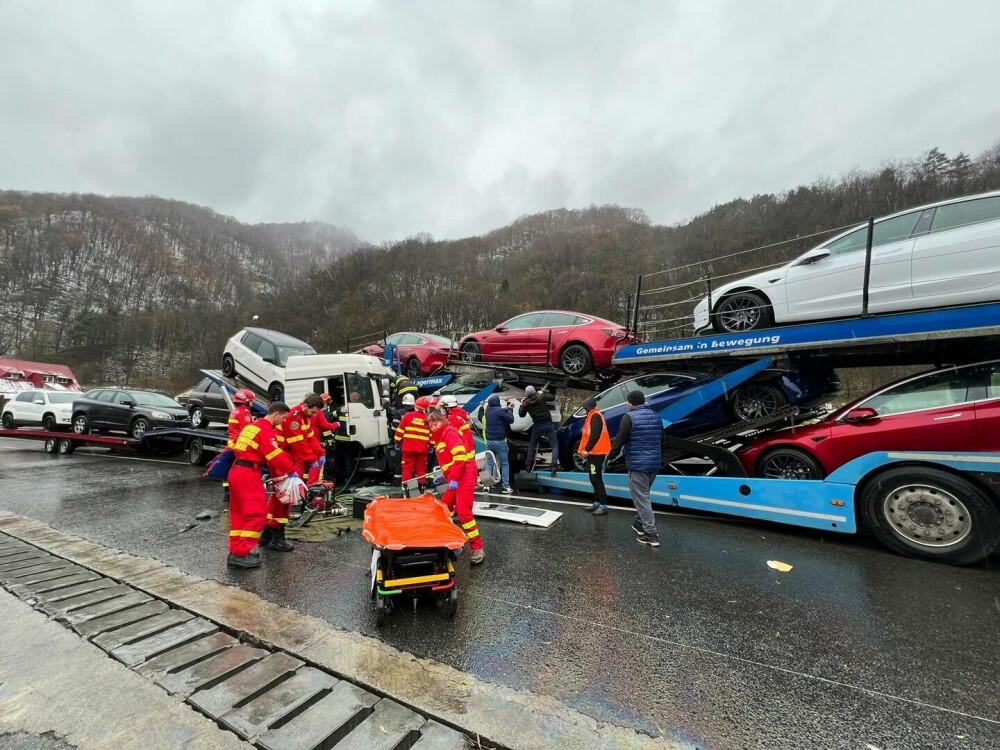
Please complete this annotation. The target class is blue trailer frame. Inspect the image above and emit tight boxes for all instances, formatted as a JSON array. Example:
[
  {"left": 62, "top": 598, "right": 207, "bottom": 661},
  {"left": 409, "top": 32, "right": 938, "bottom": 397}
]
[{"left": 613, "top": 301, "right": 1000, "bottom": 367}]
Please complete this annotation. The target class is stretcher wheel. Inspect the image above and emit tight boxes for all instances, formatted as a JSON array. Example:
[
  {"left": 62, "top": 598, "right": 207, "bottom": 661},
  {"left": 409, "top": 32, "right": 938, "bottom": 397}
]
[
  {"left": 447, "top": 588, "right": 458, "bottom": 619},
  {"left": 375, "top": 595, "right": 387, "bottom": 627}
]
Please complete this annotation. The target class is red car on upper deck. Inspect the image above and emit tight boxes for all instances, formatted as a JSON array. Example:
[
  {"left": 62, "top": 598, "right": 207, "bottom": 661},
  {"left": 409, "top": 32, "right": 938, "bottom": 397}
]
[
  {"left": 360, "top": 332, "right": 457, "bottom": 378},
  {"left": 458, "top": 310, "right": 637, "bottom": 376}
]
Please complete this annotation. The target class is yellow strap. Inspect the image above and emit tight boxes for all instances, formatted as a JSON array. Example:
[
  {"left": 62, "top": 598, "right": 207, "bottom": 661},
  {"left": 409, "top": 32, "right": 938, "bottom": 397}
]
[{"left": 384, "top": 572, "right": 450, "bottom": 587}]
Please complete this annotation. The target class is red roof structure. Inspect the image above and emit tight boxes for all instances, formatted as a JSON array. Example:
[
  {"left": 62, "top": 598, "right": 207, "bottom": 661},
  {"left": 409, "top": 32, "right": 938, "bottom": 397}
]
[{"left": 0, "top": 358, "right": 81, "bottom": 395}]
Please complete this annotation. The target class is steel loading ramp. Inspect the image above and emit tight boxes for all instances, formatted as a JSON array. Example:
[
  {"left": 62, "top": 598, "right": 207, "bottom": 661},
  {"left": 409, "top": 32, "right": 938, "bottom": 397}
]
[{"left": 613, "top": 301, "right": 1000, "bottom": 369}]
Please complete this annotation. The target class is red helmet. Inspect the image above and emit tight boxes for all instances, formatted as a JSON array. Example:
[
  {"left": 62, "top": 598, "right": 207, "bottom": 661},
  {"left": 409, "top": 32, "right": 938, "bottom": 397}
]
[
  {"left": 233, "top": 388, "right": 255, "bottom": 405},
  {"left": 414, "top": 396, "right": 429, "bottom": 411},
  {"left": 320, "top": 392, "right": 333, "bottom": 405},
  {"left": 427, "top": 396, "right": 441, "bottom": 410}
]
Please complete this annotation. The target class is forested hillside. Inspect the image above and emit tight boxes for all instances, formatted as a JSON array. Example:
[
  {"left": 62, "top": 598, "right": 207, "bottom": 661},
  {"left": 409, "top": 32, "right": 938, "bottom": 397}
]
[{"left": 1, "top": 142, "right": 998, "bottom": 391}]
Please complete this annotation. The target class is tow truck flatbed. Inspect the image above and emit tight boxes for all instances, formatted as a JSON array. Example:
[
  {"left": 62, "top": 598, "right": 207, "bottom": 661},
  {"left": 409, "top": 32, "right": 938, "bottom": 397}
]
[{"left": 614, "top": 301, "right": 1000, "bottom": 368}]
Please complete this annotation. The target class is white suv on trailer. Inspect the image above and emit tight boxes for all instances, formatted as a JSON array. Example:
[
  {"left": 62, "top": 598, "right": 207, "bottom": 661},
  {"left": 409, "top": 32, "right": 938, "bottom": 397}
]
[{"left": 2, "top": 389, "right": 76, "bottom": 431}]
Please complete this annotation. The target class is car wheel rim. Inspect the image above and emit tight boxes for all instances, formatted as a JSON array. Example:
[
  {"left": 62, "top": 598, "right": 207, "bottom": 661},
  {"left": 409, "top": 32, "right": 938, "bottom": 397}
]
[
  {"left": 193, "top": 409, "right": 203, "bottom": 424},
  {"left": 406, "top": 360, "right": 421, "bottom": 378},
  {"left": 882, "top": 483, "right": 972, "bottom": 548},
  {"left": 73, "top": 418, "right": 87, "bottom": 434},
  {"left": 133, "top": 422, "right": 147, "bottom": 438},
  {"left": 573, "top": 452, "right": 588, "bottom": 472},
  {"left": 461, "top": 345, "right": 479, "bottom": 362},
  {"left": 562, "top": 350, "right": 586, "bottom": 374},
  {"left": 718, "top": 297, "right": 761, "bottom": 332},
  {"left": 762, "top": 455, "right": 814, "bottom": 479},
  {"left": 734, "top": 387, "right": 781, "bottom": 421}
]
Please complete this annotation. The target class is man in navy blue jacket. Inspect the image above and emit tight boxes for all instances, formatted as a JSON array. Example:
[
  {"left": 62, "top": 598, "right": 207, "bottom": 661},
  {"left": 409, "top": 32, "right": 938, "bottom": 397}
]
[
  {"left": 609, "top": 390, "right": 661, "bottom": 547},
  {"left": 482, "top": 395, "right": 515, "bottom": 493}
]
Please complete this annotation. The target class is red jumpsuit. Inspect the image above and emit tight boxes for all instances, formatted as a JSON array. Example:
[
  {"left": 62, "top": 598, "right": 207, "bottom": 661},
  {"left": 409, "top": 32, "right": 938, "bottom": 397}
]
[
  {"left": 448, "top": 407, "right": 476, "bottom": 458},
  {"left": 228, "top": 418, "right": 295, "bottom": 556},
  {"left": 311, "top": 409, "right": 341, "bottom": 482},
  {"left": 394, "top": 411, "right": 430, "bottom": 481},
  {"left": 273, "top": 405, "right": 323, "bottom": 528},
  {"left": 222, "top": 404, "right": 254, "bottom": 493},
  {"left": 431, "top": 422, "right": 482, "bottom": 551}
]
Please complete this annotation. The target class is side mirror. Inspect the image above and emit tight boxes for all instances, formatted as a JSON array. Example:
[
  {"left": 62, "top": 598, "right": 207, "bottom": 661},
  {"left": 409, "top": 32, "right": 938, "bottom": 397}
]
[
  {"left": 262, "top": 357, "right": 275, "bottom": 364},
  {"left": 120, "top": 398, "right": 134, "bottom": 407},
  {"left": 843, "top": 407, "right": 878, "bottom": 423},
  {"left": 34, "top": 399, "right": 45, "bottom": 405},
  {"left": 494, "top": 325, "right": 507, "bottom": 333},
  {"left": 796, "top": 249, "right": 831, "bottom": 266}
]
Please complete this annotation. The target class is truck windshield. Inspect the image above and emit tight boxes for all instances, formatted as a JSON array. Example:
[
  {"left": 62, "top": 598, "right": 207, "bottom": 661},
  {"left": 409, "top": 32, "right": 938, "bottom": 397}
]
[{"left": 277, "top": 346, "right": 316, "bottom": 367}]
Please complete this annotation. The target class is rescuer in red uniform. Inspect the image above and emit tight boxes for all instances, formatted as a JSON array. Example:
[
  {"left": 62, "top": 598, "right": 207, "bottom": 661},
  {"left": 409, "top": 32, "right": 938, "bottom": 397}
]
[
  {"left": 268, "top": 393, "right": 324, "bottom": 551},
  {"left": 227, "top": 402, "right": 295, "bottom": 568},
  {"left": 311, "top": 393, "right": 341, "bottom": 483},
  {"left": 395, "top": 395, "right": 430, "bottom": 481},
  {"left": 440, "top": 395, "right": 475, "bottom": 458},
  {"left": 221, "top": 389, "right": 257, "bottom": 503},
  {"left": 427, "top": 410, "right": 485, "bottom": 565}
]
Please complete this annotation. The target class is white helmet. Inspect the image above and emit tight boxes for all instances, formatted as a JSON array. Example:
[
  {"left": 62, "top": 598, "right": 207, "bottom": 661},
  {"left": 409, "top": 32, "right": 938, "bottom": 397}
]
[
  {"left": 402, "top": 394, "right": 415, "bottom": 406},
  {"left": 439, "top": 395, "right": 459, "bottom": 409}
]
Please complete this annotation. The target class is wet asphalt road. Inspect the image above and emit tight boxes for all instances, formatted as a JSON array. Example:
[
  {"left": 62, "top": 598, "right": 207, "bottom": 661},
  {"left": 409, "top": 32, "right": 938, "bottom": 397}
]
[{"left": 2, "top": 439, "right": 999, "bottom": 750}]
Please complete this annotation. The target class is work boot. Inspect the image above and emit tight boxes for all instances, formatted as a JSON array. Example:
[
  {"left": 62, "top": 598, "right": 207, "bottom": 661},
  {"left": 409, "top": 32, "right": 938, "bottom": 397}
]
[
  {"left": 248, "top": 546, "right": 262, "bottom": 558},
  {"left": 470, "top": 548, "right": 486, "bottom": 566},
  {"left": 268, "top": 525, "right": 294, "bottom": 552},
  {"left": 227, "top": 553, "right": 261, "bottom": 569},
  {"left": 592, "top": 506, "right": 608, "bottom": 516},
  {"left": 549, "top": 466, "right": 558, "bottom": 478},
  {"left": 259, "top": 526, "right": 274, "bottom": 547}
]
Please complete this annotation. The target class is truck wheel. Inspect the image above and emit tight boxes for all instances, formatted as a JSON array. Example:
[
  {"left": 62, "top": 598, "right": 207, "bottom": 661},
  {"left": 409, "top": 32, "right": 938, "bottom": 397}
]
[
  {"left": 58, "top": 438, "right": 76, "bottom": 455},
  {"left": 188, "top": 438, "right": 208, "bottom": 466},
  {"left": 1, "top": 412, "right": 15, "bottom": 430},
  {"left": 860, "top": 466, "right": 1000, "bottom": 565},
  {"left": 44, "top": 437, "right": 59, "bottom": 454}
]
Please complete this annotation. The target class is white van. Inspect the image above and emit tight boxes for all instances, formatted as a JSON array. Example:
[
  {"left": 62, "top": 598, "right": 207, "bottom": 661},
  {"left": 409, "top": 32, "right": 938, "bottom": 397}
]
[{"left": 283, "top": 354, "right": 390, "bottom": 453}]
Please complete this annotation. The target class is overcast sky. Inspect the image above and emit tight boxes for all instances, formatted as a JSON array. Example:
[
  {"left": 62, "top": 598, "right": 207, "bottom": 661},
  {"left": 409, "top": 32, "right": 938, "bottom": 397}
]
[{"left": 2, "top": 1, "right": 998, "bottom": 242}]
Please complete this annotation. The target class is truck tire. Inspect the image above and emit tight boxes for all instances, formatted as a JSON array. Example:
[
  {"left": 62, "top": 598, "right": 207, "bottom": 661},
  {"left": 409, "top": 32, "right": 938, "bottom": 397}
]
[
  {"left": 58, "top": 438, "right": 76, "bottom": 455},
  {"left": 188, "top": 437, "right": 210, "bottom": 466},
  {"left": 44, "top": 437, "right": 59, "bottom": 454},
  {"left": 860, "top": 466, "right": 1000, "bottom": 565}
]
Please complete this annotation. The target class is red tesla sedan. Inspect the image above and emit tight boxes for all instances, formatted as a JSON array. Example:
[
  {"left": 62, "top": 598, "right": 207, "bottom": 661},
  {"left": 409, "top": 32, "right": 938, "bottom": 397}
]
[
  {"left": 458, "top": 310, "right": 636, "bottom": 376},
  {"left": 360, "top": 332, "right": 456, "bottom": 378},
  {"left": 738, "top": 361, "right": 1000, "bottom": 479}
]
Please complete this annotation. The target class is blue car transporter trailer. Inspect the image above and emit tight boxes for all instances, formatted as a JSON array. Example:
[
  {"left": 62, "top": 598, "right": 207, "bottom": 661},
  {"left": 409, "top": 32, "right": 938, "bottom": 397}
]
[
  {"left": 534, "top": 357, "right": 1000, "bottom": 564},
  {"left": 613, "top": 301, "right": 1000, "bottom": 369}
]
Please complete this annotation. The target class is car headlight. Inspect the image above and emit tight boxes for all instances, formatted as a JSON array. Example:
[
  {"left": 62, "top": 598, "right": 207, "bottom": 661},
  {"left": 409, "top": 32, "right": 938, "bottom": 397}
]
[{"left": 150, "top": 411, "right": 172, "bottom": 419}]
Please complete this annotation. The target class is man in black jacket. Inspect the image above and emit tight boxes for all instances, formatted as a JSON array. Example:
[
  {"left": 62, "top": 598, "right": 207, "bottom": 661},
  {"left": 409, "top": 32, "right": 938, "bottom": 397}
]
[{"left": 519, "top": 385, "right": 559, "bottom": 477}]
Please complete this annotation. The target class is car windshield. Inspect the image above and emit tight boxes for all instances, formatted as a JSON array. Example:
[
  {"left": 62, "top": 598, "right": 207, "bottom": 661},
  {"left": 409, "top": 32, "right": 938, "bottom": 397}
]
[
  {"left": 47, "top": 393, "right": 76, "bottom": 404},
  {"left": 426, "top": 334, "right": 453, "bottom": 347},
  {"left": 276, "top": 346, "right": 316, "bottom": 366},
  {"left": 131, "top": 392, "right": 182, "bottom": 408}
]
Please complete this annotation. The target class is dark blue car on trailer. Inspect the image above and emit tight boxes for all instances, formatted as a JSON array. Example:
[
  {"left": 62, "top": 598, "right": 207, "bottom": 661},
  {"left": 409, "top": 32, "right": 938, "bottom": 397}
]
[{"left": 557, "top": 368, "right": 839, "bottom": 471}]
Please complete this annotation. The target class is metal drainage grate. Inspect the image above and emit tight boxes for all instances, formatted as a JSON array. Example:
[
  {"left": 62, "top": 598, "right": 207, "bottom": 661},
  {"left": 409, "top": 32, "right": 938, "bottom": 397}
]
[{"left": 0, "top": 533, "right": 470, "bottom": 750}]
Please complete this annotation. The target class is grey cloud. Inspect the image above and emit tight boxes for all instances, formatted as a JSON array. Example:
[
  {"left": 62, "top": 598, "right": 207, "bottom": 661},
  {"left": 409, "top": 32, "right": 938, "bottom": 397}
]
[{"left": 0, "top": 0, "right": 997, "bottom": 242}]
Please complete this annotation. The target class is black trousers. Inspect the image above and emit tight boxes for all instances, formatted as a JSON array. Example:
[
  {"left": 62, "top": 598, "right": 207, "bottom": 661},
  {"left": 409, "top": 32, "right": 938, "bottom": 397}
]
[
  {"left": 587, "top": 453, "right": 608, "bottom": 505},
  {"left": 588, "top": 454, "right": 607, "bottom": 505}
]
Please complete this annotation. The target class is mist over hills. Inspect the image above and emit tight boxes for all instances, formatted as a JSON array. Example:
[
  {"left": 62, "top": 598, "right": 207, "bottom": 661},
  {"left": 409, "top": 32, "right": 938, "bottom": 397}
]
[{"left": 1, "top": 141, "right": 998, "bottom": 391}]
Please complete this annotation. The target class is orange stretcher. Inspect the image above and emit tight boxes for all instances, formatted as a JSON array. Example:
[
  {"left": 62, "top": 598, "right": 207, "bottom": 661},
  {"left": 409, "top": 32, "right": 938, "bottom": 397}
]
[{"left": 362, "top": 493, "right": 467, "bottom": 625}]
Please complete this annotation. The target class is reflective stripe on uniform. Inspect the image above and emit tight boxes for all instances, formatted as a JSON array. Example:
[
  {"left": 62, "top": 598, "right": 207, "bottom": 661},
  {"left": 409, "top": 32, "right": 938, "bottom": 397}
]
[
  {"left": 286, "top": 434, "right": 305, "bottom": 444},
  {"left": 265, "top": 448, "right": 283, "bottom": 460},
  {"left": 229, "top": 529, "right": 262, "bottom": 538}
]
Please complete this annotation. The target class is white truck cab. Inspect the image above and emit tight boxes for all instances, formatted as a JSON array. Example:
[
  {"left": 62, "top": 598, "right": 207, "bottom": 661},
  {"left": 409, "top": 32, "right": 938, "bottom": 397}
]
[{"left": 283, "top": 354, "right": 389, "bottom": 450}]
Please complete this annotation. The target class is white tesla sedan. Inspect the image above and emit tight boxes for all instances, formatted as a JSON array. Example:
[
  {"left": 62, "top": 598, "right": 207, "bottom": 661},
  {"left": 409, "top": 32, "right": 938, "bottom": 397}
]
[{"left": 693, "top": 191, "right": 1000, "bottom": 334}]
